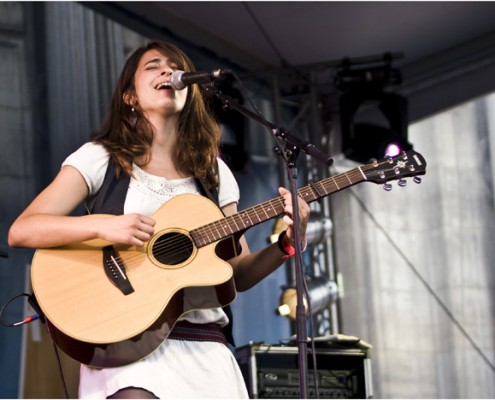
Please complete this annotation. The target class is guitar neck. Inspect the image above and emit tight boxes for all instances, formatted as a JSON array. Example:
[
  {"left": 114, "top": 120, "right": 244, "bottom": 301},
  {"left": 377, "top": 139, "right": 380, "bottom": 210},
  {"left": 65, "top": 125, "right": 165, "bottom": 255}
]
[{"left": 191, "top": 166, "right": 366, "bottom": 247}]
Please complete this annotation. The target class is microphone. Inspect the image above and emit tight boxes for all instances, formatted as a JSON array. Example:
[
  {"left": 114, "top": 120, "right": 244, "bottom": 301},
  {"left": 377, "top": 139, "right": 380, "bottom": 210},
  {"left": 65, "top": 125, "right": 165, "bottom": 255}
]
[{"left": 170, "top": 69, "right": 230, "bottom": 90}]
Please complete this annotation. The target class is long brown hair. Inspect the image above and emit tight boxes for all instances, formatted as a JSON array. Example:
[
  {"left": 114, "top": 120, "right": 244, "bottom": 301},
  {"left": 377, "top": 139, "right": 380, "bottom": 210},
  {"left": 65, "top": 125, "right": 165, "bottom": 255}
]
[{"left": 91, "top": 41, "right": 221, "bottom": 189}]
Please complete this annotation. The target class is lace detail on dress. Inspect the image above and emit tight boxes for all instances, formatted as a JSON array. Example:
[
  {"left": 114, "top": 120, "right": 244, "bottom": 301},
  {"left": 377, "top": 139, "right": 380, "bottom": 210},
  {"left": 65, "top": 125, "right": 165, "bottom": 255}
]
[{"left": 131, "top": 164, "right": 199, "bottom": 201}]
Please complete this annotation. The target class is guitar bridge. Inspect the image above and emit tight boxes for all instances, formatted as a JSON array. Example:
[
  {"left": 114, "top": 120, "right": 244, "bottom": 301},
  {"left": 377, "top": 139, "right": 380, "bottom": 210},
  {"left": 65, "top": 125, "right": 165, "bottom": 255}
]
[{"left": 102, "top": 246, "right": 134, "bottom": 295}]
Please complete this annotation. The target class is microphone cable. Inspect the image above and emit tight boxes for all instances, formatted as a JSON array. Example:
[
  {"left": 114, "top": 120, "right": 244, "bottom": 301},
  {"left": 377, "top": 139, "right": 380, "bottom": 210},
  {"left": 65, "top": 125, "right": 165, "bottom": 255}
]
[
  {"left": 0, "top": 292, "right": 70, "bottom": 398},
  {"left": 0, "top": 293, "right": 40, "bottom": 327}
]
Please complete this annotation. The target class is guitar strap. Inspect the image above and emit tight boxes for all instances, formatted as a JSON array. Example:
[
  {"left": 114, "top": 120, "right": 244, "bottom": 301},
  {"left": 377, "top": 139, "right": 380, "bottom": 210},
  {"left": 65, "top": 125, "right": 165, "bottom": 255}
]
[{"left": 86, "top": 157, "right": 235, "bottom": 347}]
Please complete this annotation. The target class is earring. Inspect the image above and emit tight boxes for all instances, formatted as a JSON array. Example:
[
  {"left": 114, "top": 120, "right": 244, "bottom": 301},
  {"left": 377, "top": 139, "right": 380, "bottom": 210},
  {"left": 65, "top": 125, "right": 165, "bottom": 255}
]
[{"left": 131, "top": 106, "right": 135, "bottom": 113}]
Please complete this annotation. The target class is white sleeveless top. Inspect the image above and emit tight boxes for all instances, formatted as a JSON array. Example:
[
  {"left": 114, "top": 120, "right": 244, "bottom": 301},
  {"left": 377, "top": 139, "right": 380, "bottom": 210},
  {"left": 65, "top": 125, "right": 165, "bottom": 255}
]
[{"left": 62, "top": 142, "right": 248, "bottom": 399}]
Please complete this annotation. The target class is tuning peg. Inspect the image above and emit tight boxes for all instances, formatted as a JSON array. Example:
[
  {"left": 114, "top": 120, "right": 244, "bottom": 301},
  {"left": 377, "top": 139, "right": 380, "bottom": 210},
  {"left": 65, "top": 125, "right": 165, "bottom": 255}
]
[
  {"left": 383, "top": 183, "right": 393, "bottom": 191},
  {"left": 413, "top": 176, "right": 422, "bottom": 184},
  {"left": 398, "top": 179, "right": 407, "bottom": 187}
]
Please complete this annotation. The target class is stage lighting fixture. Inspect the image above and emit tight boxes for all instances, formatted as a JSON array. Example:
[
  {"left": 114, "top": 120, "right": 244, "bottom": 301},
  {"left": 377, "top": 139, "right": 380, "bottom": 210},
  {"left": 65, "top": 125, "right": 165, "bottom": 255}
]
[
  {"left": 270, "top": 218, "right": 288, "bottom": 245},
  {"left": 269, "top": 213, "right": 333, "bottom": 246},
  {"left": 277, "top": 277, "right": 339, "bottom": 320},
  {"left": 347, "top": 121, "right": 412, "bottom": 162},
  {"left": 336, "top": 63, "right": 412, "bottom": 164}
]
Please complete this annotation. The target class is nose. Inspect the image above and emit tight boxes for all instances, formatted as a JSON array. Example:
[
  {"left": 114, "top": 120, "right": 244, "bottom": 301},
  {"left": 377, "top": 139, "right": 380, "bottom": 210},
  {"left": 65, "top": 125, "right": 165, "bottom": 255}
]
[{"left": 161, "top": 67, "right": 173, "bottom": 77}]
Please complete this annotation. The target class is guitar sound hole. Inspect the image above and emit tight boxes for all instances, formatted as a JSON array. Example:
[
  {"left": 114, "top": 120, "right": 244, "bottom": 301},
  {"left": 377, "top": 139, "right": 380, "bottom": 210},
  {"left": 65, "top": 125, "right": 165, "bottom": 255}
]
[{"left": 151, "top": 232, "right": 194, "bottom": 266}]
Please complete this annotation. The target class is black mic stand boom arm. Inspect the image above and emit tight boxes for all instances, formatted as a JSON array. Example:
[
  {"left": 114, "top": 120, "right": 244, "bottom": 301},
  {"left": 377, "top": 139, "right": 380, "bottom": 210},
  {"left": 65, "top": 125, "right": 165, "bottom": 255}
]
[{"left": 204, "top": 86, "right": 333, "bottom": 399}]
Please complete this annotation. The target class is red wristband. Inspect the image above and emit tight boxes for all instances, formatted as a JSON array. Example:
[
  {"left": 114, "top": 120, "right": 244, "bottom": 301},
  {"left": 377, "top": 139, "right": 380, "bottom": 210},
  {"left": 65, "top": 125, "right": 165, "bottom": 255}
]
[{"left": 277, "top": 230, "right": 296, "bottom": 259}]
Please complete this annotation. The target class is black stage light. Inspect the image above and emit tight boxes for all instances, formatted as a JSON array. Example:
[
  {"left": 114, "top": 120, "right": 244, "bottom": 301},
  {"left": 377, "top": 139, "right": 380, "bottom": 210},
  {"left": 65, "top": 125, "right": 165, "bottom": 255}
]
[{"left": 336, "top": 62, "right": 412, "bottom": 164}]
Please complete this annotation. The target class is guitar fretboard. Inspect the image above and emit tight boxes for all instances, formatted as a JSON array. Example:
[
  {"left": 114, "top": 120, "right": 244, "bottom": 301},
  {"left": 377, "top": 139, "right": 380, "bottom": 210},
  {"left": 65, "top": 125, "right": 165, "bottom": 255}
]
[{"left": 190, "top": 166, "right": 366, "bottom": 248}]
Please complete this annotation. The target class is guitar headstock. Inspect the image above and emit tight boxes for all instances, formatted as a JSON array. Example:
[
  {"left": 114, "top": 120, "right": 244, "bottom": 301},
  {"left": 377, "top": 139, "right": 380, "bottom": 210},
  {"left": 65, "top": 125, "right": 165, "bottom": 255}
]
[{"left": 362, "top": 150, "right": 427, "bottom": 184}]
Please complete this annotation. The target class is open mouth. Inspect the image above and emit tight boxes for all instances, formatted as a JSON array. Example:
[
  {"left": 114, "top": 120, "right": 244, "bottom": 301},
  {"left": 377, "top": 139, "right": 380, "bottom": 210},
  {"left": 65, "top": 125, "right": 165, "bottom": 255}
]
[{"left": 155, "top": 82, "right": 172, "bottom": 90}]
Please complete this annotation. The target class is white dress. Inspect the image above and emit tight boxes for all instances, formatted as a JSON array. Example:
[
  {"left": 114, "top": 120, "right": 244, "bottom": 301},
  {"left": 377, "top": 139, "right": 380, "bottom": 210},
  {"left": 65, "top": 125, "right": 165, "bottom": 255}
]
[{"left": 62, "top": 142, "right": 248, "bottom": 399}]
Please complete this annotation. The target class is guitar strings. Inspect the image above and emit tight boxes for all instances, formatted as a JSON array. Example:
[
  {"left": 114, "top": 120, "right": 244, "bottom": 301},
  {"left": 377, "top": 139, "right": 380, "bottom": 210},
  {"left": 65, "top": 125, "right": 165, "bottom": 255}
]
[
  {"left": 101, "top": 157, "right": 402, "bottom": 272},
  {"left": 102, "top": 197, "right": 286, "bottom": 271}
]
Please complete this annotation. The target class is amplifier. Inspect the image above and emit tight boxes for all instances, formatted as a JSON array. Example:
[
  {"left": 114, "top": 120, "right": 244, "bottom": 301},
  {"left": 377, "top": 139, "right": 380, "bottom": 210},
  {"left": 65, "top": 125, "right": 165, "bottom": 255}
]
[{"left": 234, "top": 343, "right": 372, "bottom": 399}]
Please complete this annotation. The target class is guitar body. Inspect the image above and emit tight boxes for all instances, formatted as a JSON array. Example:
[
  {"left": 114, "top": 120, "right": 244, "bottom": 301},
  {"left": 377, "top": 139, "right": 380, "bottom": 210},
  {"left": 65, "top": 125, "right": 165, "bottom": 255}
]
[
  {"left": 31, "top": 194, "right": 237, "bottom": 368},
  {"left": 30, "top": 150, "right": 427, "bottom": 368}
]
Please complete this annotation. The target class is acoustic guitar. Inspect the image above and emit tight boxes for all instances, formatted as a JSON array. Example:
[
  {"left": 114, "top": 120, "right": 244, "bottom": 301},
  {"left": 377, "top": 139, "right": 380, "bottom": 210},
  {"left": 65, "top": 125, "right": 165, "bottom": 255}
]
[{"left": 31, "top": 150, "right": 426, "bottom": 367}]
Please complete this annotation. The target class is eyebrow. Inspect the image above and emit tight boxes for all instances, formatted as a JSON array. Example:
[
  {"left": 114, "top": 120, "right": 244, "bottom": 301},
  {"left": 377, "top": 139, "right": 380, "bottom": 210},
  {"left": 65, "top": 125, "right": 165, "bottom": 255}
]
[
  {"left": 143, "top": 57, "right": 180, "bottom": 69},
  {"left": 144, "top": 57, "right": 161, "bottom": 66}
]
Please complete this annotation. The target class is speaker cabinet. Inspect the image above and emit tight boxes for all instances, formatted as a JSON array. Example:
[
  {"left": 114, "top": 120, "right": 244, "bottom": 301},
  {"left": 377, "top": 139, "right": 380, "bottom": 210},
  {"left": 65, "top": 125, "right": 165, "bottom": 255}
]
[{"left": 234, "top": 343, "right": 372, "bottom": 399}]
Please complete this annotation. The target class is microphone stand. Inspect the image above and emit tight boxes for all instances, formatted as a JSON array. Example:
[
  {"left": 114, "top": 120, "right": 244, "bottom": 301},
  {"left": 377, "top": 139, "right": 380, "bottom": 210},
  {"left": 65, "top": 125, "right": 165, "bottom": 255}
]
[{"left": 205, "top": 86, "right": 333, "bottom": 399}]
